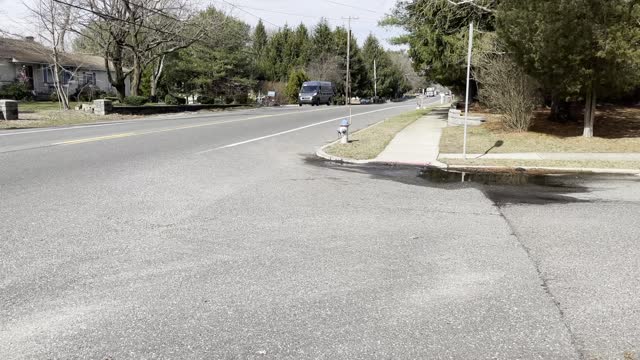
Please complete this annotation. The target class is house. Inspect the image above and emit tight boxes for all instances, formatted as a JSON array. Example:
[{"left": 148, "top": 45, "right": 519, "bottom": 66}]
[{"left": 0, "top": 36, "right": 130, "bottom": 98}]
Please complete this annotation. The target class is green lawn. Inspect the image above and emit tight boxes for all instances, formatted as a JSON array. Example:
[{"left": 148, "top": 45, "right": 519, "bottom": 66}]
[
  {"left": 18, "top": 101, "right": 84, "bottom": 112},
  {"left": 324, "top": 109, "right": 432, "bottom": 160}
]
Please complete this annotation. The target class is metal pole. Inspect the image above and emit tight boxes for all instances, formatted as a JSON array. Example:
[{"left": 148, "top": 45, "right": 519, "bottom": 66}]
[
  {"left": 346, "top": 17, "right": 351, "bottom": 107},
  {"left": 373, "top": 58, "right": 377, "bottom": 98},
  {"left": 462, "top": 22, "right": 474, "bottom": 160}
]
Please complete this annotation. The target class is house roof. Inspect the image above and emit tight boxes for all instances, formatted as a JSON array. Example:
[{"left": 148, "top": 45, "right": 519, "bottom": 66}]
[{"left": 0, "top": 37, "right": 109, "bottom": 71}]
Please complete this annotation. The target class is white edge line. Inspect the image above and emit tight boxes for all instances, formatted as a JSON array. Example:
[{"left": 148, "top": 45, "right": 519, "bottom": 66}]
[
  {"left": 196, "top": 105, "right": 414, "bottom": 154},
  {"left": 0, "top": 106, "right": 335, "bottom": 138}
]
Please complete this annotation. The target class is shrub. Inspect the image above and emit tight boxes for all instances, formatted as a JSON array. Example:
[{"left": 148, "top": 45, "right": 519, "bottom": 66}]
[
  {"left": 164, "top": 94, "right": 186, "bottom": 105},
  {"left": 49, "top": 92, "right": 59, "bottom": 102},
  {"left": 123, "top": 95, "right": 148, "bottom": 106},
  {"left": 74, "top": 87, "right": 104, "bottom": 102},
  {"left": 224, "top": 96, "right": 234, "bottom": 104},
  {"left": 198, "top": 95, "right": 216, "bottom": 104},
  {"left": 165, "top": 94, "right": 179, "bottom": 105},
  {"left": 286, "top": 69, "right": 309, "bottom": 103},
  {"left": 233, "top": 93, "right": 248, "bottom": 104},
  {"left": 475, "top": 54, "right": 540, "bottom": 131},
  {"left": 0, "top": 82, "right": 31, "bottom": 100}
]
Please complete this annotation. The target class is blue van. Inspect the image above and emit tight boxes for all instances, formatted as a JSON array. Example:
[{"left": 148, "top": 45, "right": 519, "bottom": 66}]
[{"left": 298, "top": 81, "right": 335, "bottom": 106}]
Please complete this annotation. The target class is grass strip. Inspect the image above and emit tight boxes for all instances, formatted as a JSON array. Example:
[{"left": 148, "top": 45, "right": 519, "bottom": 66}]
[{"left": 324, "top": 109, "right": 432, "bottom": 160}]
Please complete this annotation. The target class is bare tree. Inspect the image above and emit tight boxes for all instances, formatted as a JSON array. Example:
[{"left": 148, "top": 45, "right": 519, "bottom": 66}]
[
  {"left": 27, "top": 0, "right": 79, "bottom": 109},
  {"left": 71, "top": 0, "right": 206, "bottom": 99},
  {"left": 474, "top": 37, "right": 540, "bottom": 132}
]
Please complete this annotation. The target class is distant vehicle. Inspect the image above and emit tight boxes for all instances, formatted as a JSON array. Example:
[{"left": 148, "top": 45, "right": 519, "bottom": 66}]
[
  {"left": 360, "top": 98, "right": 371, "bottom": 105},
  {"left": 425, "top": 87, "right": 436, "bottom": 97},
  {"left": 299, "top": 81, "right": 335, "bottom": 106}
]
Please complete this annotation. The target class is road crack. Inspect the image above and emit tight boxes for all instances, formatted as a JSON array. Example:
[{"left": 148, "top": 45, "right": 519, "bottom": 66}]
[{"left": 492, "top": 202, "right": 586, "bottom": 360}]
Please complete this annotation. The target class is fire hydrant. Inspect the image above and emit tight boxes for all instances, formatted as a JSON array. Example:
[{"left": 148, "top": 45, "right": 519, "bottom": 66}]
[{"left": 337, "top": 119, "right": 350, "bottom": 144}]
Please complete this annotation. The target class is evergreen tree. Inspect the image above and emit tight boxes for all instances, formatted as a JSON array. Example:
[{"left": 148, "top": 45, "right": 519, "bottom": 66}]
[
  {"left": 381, "top": 0, "right": 497, "bottom": 93},
  {"left": 161, "top": 8, "right": 255, "bottom": 100},
  {"left": 253, "top": 20, "right": 268, "bottom": 57},
  {"left": 285, "top": 69, "right": 309, "bottom": 102},
  {"left": 498, "top": 0, "right": 640, "bottom": 137}
]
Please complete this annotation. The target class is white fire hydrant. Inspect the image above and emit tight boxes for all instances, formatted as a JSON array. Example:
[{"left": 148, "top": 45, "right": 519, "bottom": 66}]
[{"left": 338, "top": 119, "right": 350, "bottom": 144}]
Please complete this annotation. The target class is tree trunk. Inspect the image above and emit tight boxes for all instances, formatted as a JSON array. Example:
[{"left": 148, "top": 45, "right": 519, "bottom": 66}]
[
  {"left": 582, "top": 87, "right": 596, "bottom": 138},
  {"left": 150, "top": 55, "right": 165, "bottom": 100},
  {"left": 51, "top": 54, "right": 69, "bottom": 110},
  {"left": 105, "top": 44, "right": 127, "bottom": 101},
  {"left": 130, "top": 55, "right": 142, "bottom": 97}
]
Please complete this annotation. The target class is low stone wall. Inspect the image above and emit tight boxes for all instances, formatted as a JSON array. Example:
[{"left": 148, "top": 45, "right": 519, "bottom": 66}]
[
  {"left": 94, "top": 101, "right": 245, "bottom": 116},
  {"left": 0, "top": 100, "right": 18, "bottom": 120},
  {"left": 447, "top": 108, "right": 486, "bottom": 126}
]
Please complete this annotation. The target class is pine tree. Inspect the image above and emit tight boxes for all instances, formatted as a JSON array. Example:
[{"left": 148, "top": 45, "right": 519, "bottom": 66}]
[
  {"left": 253, "top": 20, "right": 267, "bottom": 57},
  {"left": 498, "top": 0, "right": 640, "bottom": 137}
]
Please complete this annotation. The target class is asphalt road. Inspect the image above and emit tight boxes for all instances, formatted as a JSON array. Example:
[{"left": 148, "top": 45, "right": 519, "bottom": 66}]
[{"left": 1, "top": 101, "right": 639, "bottom": 359}]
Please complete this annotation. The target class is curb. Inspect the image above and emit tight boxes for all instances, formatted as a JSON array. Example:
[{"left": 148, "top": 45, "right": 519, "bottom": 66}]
[
  {"left": 316, "top": 146, "right": 640, "bottom": 175},
  {"left": 443, "top": 164, "right": 640, "bottom": 175},
  {"left": 314, "top": 118, "right": 640, "bottom": 176}
]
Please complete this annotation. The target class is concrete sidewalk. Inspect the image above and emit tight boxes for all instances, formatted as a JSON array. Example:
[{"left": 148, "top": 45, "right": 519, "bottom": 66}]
[{"left": 375, "top": 108, "right": 449, "bottom": 166}]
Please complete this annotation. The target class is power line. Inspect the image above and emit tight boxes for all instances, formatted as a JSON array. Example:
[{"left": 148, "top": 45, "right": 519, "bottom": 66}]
[
  {"left": 217, "top": 0, "right": 282, "bottom": 29},
  {"left": 326, "top": 0, "right": 380, "bottom": 14},
  {"left": 229, "top": 4, "right": 342, "bottom": 21}
]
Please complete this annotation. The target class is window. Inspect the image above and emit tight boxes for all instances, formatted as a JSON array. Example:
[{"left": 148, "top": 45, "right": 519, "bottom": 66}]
[
  {"left": 43, "top": 66, "right": 54, "bottom": 84},
  {"left": 84, "top": 72, "right": 96, "bottom": 85}
]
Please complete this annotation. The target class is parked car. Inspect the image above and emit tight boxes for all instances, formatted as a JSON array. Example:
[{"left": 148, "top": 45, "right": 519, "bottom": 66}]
[{"left": 360, "top": 98, "right": 372, "bottom": 105}]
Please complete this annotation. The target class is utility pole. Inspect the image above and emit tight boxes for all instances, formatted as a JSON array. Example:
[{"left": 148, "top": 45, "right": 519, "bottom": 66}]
[
  {"left": 342, "top": 16, "right": 358, "bottom": 108},
  {"left": 462, "top": 21, "right": 474, "bottom": 160},
  {"left": 373, "top": 58, "right": 377, "bottom": 98}
]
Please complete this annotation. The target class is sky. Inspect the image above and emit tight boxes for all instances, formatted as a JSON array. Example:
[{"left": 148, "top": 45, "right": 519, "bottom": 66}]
[{"left": 0, "top": 0, "right": 407, "bottom": 50}]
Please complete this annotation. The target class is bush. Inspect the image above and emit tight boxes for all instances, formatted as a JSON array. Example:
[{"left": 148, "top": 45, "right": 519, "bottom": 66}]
[
  {"left": 286, "top": 69, "right": 309, "bottom": 103},
  {"left": 123, "top": 95, "right": 148, "bottom": 106},
  {"left": 476, "top": 55, "right": 540, "bottom": 131},
  {"left": 164, "top": 94, "right": 186, "bottom": 105},
  {"left": 0, "top": 82, "right": 31, "bottom": 100},
  {"left": 198, "top": 95, "right": 215, "bottom": 104},
  {"left": 233, "top": 93, "right": 248, "bottom": 104},
  {"left": 165, "top": 94, "right": 179, "bottom": 105},
  {"left": 74, "top": 87, "right": 105, "bottom": 102},
  {"left": 49, "top": 92, "right": 59, "bottom": 102}
]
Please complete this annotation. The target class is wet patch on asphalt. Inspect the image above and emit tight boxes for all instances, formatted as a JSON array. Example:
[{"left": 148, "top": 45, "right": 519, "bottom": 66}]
[{"left": 303, "top": 155, "right": 639, "bottom": 206}]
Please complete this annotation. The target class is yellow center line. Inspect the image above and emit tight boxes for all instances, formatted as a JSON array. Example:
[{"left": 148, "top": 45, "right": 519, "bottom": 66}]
[
  {"left": 51, "top": 109, "right": 324, "bottom": 146},
  {"left": 54, "top": 133, "right": 137, "bottom": 145}
]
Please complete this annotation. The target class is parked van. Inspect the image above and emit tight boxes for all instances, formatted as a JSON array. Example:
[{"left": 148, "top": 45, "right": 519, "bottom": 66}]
[{"left": 299, "top": 81, "right": 335, "bottom": 106}]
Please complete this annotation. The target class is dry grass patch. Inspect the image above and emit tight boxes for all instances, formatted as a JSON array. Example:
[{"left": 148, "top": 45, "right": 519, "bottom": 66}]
[
  {"left": 0, "top": 110, "right": 135, "bottom": 129},
  {"left": 324, "top": 109, "right": 431, "bottom": 160},
  {"left": 440, "top": 106, "right": 640, "bottom": 154}
]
